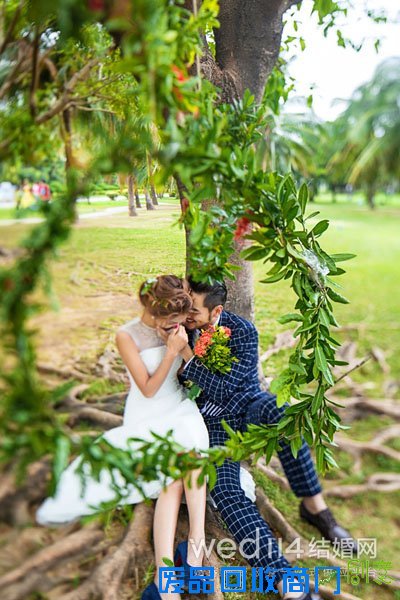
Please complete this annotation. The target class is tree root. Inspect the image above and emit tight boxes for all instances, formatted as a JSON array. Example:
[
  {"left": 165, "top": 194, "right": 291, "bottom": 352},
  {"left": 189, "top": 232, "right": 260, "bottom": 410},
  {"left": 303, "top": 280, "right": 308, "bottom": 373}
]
[
  {"left": 254, "top": 481, "right": 400, "bottom": 594},
  {"left": 0, "top": 459, "right": 51, "bottom": 525},
  {"left": 56, "top": 384, "right": 124, "bottom": 429},
  {"left": 256, "top": 460, "right": 291, "bottom": 491},
  {"left": 325, "top": 473, "right": 400, "bottom": 497},
  {"left": 332, "top": 396, "right": 400, "bottom": 420},
  {"left": 37, "top": 363, "right": 89, "bottom": 381},
  {"left": 0, "top": 524, "right": 104, "bottom": 600},
  {"left": 58, "top": 502, "right": 154, "bottom": 600},
  {"left": 255, "top": 489, "right": 305, "bottom": 547},
  {"left": 260, "top": 330, "right": 297, "bottom": 363},
  {"left": 67, "top": 407, "right": 123, "bottom": 429},
  {"left": 335, "top": 432, "right": 400, "bottom": 473}
]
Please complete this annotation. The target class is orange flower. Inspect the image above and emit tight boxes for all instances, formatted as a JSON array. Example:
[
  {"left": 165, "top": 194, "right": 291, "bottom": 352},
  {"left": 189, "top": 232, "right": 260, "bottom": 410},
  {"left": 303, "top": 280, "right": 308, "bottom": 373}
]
[
  {"left": 234, "top": 217, "right": 252, "bottom": 241},
  {"left": 171, "top": 65, "right": 187, "bottom": 82}
]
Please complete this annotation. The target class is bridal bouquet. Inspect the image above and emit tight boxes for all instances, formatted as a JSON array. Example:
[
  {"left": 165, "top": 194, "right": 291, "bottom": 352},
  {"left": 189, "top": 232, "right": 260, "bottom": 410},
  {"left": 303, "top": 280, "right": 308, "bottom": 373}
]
[
  {"left": 194, "top": 325, "right": 238, "bottom": 374},
  {"left": 185, "top": 325, "right": 239, "bottom": 401}
]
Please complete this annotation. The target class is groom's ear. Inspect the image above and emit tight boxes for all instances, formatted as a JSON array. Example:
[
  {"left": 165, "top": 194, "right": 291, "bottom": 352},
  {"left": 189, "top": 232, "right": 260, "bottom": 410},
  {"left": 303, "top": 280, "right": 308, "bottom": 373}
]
[{"left": 212, "top": 305, "right": 223, "bottom": 321}]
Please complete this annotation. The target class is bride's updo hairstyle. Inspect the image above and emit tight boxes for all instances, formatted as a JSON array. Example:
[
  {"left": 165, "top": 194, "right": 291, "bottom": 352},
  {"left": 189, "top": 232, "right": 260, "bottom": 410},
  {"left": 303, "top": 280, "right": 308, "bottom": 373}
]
[{"left": 139, "top": 275, "right": 192, "bottom": 318}]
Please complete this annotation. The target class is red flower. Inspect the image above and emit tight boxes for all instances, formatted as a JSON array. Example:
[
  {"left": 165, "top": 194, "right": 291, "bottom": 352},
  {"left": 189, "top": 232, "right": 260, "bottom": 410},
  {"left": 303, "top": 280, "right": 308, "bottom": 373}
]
[
  {"left": 88, "top": 0, "right": 105, "bottom": 11},
  {"left": 181, "top": 197, "right": 189, "bottom": 214},
  {"left": 194, "top": 329, "right": 214, "bottom": 357},
  {"left": 171, "top": 65, "right": 187, "bottom": 83},
  {"left": 221, "top": 327, "right": 232, "bottom": 337},
  {"left": 3, "top": 277, "right": 14, "bottom": 291},
  {"left": 234, "top": 217, "right": 252, "bottom": 241}
]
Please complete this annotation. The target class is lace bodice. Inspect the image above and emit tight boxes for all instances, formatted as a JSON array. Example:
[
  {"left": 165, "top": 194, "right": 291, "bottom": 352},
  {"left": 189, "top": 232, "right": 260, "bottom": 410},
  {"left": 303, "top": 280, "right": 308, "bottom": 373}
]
[{"left": 118, "top": 317, "right": 165, "bottom": 351}]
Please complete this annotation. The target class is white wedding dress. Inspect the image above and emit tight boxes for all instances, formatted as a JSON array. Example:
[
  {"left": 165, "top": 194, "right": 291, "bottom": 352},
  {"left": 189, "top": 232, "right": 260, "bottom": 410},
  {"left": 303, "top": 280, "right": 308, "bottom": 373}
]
[{"left": 36, "top": 318, "right": 255, "bottom": 526}]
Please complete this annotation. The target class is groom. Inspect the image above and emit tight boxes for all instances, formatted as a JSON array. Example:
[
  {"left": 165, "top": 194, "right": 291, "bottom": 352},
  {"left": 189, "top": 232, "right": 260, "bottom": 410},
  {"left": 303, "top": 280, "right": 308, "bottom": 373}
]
[{"left": 179, "top": 278, "right": 358, "bottom": 600}]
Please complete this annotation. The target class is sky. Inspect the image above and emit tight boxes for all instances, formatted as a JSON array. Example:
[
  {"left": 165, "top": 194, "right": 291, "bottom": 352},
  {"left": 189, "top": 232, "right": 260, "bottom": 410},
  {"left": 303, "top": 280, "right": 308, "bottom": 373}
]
[{"left": 283, "top": 0, "right": 400, "bottom": 120}]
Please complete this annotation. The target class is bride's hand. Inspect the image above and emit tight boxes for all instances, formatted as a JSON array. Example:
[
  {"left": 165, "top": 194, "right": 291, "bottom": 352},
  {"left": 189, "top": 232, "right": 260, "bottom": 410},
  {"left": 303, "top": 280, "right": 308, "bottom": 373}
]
[{"left": 166, "top": 325, "right": 188, "bottom": 355}]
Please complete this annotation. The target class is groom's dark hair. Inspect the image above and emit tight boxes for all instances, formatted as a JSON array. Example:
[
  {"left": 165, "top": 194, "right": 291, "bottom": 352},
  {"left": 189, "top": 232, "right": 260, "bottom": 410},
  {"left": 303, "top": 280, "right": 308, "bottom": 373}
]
[{"left": 187, "top": 276, "right": 227, "bottom": 309}]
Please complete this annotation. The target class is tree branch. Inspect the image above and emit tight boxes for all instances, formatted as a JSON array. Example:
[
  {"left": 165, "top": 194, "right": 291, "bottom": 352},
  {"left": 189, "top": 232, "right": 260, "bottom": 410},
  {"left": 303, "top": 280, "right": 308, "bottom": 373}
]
[{"left": 35, "top": 58, "right": 100, "bottom": 124}]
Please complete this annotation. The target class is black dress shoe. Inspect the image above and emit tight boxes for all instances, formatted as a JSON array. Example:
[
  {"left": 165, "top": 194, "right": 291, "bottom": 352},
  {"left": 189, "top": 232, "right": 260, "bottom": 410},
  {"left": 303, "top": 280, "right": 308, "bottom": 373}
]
[{"left": 299, "top": 500, "right": 358, "bottom": 555}]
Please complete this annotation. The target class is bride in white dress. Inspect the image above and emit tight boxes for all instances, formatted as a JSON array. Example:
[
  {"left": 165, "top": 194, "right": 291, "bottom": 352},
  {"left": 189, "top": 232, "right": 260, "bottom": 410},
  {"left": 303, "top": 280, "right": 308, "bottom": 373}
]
[{"left": 36, "top": 275, "right": 255, "bottom": 600}]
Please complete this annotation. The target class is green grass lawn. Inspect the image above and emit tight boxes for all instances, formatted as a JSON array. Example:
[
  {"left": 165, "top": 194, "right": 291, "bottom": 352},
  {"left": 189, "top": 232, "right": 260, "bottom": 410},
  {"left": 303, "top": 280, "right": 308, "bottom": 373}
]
[
  {"left": 0, "top": 199, "right": 399, "bottom": 599},
  {"left": 315, "top": 190, "right": 400, "bottom": 207}
]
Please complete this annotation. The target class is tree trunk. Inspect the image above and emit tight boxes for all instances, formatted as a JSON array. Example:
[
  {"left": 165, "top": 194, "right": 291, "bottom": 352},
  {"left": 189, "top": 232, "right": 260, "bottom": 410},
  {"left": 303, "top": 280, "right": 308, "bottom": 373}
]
[
  {"left": 150, "top": 184, "right": 159, "bottom": 206},
  {"left": 224, "top": 249, "right": 255, "bottom": 321},
  {"left": 366, "top": 184, "right": 376, "bottom": 210},
  {"left": 127, "top": 175, "right": 138, "bottom": 217},
  {"left": 133, "top": 177, "right": 142, "bottom": 208},
  {"left": 183, "top": 0, "right": 295, "bottom": 320},
  {"left": 175, "top": 175, "right": 191, "bottom": 276},
  {"left": 144, "top": 188, "right": 155, "bottom": 210}
]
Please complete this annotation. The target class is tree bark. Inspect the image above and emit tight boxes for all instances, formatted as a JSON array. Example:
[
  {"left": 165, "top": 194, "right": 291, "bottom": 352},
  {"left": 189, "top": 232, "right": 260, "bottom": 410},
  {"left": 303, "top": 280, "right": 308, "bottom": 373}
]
[
  {"left": 127, "top": 175, "right": 138, "bottom": 217},
  {"left": 133, "top": 177, "right": 142, "bottom": 208},
  {"left": 150, "top": 184, "right": 159, "bottom": 206},
  {"left": 365, "top": 183, "right": 376, "bottom": 210},
  {"left": 144, "top": 188, "right": 155, "bottom": 210},
  {"left": 185, "top": 0, "right": 296, "bottom": 320}
]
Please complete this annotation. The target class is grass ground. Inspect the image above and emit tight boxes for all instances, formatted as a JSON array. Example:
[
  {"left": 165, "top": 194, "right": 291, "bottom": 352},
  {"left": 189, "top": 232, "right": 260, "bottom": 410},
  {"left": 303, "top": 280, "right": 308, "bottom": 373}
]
[{"left": 0, "top": 199, "right": 399, "bottom": 599}]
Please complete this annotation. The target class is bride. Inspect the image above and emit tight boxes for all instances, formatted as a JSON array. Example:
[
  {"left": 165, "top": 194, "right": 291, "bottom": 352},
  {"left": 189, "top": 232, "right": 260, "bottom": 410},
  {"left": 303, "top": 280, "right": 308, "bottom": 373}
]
[{"left": 36, "top": 274, "right": 254, "bottom": 600}]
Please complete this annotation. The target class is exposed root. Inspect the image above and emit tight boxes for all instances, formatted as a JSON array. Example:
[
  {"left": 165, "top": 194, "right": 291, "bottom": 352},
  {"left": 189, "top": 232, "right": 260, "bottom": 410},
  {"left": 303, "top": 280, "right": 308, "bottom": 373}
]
[
  {"left": 58, "top": 503, "right": 154, "bottom": 600},
  {"left": 335, "top": 433, "right": 400, "bottom": 466},
  {"left": 56, "top": 384, "right": 124, "bottom": 428},
  {"left": 0, "top": 459, "right": 51, "bottom": 525},
  {"left": 325, "top": 472, "right": 400, "bottom": 498},
  {"left": 333, "top": 396, "right": 400, "bottom": 420},
  {"left": 260, "top": 330, "right": 297, "bottom": 363},
  {"left": 37, "top": 363, "right": 89, "bottom": 381},
  {"left": 0, "top": 525, "right": 104, "bottom": 600}
]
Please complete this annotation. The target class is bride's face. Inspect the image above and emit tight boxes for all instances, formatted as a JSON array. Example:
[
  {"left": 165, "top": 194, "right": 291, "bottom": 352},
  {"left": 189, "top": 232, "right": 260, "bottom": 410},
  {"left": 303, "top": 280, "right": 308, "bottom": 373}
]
[{"left": 154, "top": 313, "right": 188, "bottom": 334}]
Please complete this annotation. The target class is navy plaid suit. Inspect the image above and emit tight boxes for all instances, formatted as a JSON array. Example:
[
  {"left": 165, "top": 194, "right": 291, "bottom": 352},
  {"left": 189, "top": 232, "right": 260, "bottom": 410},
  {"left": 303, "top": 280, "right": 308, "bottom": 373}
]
[{"left": 181, "top": 310, "right": 322, "bottom": 584}]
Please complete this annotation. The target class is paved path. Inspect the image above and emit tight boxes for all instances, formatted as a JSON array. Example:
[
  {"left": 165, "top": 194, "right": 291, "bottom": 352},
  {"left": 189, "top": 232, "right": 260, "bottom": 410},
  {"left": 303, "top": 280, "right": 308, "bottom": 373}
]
[{"left": 0, "top": 206, "right": 128, "bottom": 227}]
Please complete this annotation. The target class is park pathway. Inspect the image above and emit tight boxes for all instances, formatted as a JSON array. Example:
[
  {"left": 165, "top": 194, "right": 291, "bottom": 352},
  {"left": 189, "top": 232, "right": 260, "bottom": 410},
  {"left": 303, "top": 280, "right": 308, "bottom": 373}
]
[{"left": 0, "top": 205, "right": 128, "bottom": 227}]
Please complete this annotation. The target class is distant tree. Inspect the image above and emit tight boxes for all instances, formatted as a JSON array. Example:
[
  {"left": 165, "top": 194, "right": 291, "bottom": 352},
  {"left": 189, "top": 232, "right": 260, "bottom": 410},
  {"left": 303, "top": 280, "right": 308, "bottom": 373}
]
[{"left": 328, "top": 57, "right": 400, "bottom": 208}]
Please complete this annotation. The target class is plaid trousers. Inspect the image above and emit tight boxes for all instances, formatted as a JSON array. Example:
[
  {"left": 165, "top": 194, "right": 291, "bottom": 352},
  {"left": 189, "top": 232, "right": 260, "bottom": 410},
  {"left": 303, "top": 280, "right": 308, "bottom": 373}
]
[{"left": 205, "top": 393, "right": 322, "bottom": 585}]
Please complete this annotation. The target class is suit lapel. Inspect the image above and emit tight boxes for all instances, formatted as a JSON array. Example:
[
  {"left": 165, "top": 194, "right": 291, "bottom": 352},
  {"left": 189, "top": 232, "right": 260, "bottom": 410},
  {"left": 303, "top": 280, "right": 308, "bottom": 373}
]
[
  {"left": 219, "top": 310, "right": 228, "bottom": 327},
  {"left": 187, "top": 328, "right": 195, "bottom": 349}
]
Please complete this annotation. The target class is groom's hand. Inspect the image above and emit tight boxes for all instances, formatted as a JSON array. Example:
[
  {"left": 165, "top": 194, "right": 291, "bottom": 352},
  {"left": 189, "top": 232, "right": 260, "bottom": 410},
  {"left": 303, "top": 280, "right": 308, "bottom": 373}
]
[{"left": 180, "top": 344, "right": 193, "bottom": 363}]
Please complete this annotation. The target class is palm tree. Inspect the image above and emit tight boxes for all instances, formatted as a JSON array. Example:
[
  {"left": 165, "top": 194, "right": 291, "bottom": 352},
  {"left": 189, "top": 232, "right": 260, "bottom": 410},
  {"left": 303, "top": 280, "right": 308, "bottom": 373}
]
[
  {"left": 263, "top": 106, "right": 324, "bottom": 197},
  {"left": 330, "top": 57, "right": 400, "bottom": 208}
]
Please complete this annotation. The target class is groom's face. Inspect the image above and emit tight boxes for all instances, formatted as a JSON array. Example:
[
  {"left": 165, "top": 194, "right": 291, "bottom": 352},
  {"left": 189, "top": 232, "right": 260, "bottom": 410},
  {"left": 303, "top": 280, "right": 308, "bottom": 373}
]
[{"left": 185, "top": 292, "right": 222, "bottom": 330}]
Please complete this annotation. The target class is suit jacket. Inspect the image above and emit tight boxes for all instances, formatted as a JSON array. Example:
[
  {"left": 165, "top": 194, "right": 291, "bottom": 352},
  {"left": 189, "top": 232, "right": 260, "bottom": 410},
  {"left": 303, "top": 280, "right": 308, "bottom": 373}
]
[{"left": 180, "top": 310, "right": 266, "bottom": 419}]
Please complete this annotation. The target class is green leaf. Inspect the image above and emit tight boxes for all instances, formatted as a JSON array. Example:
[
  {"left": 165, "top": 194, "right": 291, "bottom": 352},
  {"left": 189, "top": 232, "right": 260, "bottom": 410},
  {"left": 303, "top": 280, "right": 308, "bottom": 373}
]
[
  {"left": 315, "top": 345, "right": 334, "bottom": 385},
  {"left": 276, "top": 384, "right": 291, "bottom": 408},
  {"left": 298, "top": 183, "right": 308, "bottom": 214},
  {"left": 311, "top": 220, "right": 329, "bottom": 236},
  {"left": 330, "top": 253, "right": 356, "bottom": 262},
  {"left": 241, "top": 246, "right": 269, "bottom": 261},
  {"left": 53, "top": 435, "right": 71, "bottom": 487},
  {"left": 311, "top": 386, "right": 324, "bottom": 414},
  {"left": 290, "top": 435, "right": 303, "bottom": 458},
  {"left": 277, "top": 313, "right": 303, "bottom": 324},
  {"left": 187, "top": 383, "right": 202, "bottom": 401},
  {"left": 327, "top": 288, "right": 350, "bottom": 304},
  {"left": 261, "top": 270, "right": 286, "bottom": 283}
]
